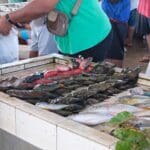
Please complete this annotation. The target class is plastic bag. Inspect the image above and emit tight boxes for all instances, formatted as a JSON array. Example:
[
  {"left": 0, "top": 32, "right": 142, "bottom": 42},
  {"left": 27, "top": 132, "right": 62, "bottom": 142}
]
[{"left": 0, "top": 29, "right": 19, "bottom": 64}]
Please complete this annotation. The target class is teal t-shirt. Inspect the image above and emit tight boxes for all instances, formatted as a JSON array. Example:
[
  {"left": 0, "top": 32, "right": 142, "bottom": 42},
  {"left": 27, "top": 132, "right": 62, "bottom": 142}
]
[{"left": 55, "top": 0, "right": 111, "bottom": 54}]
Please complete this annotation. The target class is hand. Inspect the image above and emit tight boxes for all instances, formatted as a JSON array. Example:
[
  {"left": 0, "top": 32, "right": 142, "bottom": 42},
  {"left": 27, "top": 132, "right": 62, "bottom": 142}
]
[{"left": 0, "top": 15, "right": 12, "bottom": 35}]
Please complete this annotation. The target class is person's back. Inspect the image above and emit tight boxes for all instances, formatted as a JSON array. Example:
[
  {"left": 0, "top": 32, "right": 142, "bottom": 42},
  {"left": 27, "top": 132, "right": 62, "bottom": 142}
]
[
  {"left": 55, "top": 0, "right": 111, "bottom": 55},
  {"left": 102, "top": 0, "right": 130, "bottom": 23}
]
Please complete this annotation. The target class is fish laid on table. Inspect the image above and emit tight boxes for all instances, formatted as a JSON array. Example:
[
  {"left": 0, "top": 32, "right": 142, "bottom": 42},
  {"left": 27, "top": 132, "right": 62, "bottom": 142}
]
[
  {"left": 81, "top": 104, "right": 141, "bottom": 115},
  {"left": 129, "top": 87, "right": 144, "bottom": 95},
  {"left": 134, "top": 110, "right": 150, "bottom": 117},
  {"left": 0, "top": 77, "right": 18, "bottom": 91},
  {"left": 68, "top": 112, "right": 113, "bottom": 126},
  {"left": 35, "top": 102, "right": 69, "bottom": 110},
  {"left": 7, "top": 89, "right": 57, "bottom": 100},
  {"left": 49, "top": 96, "right": 84, "bottom": 105},
  {"left": 118, "top": 95, "right": 150, "bottom": 106},
  {"left": 23, "top": 72, "right": 44, "bottom": 83},
  {"left": 52, "top": 104, "right": 84, "bottom": 116}
]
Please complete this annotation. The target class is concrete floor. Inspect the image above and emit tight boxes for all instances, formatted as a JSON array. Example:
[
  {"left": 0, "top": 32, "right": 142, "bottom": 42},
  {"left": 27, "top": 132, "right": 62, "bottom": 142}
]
[{"left": 124, "top": 37, "right": 149, "bottom": 72}]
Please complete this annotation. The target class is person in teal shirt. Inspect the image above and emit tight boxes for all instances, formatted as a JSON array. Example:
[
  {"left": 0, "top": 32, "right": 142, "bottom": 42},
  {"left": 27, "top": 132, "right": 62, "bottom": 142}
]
[{"left": 0, "top": 0, "right": 112, "bottom": 62}]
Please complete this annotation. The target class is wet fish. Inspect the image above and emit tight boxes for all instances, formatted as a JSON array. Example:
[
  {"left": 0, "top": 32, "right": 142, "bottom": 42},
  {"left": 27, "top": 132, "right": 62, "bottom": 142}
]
[
  {"left": 134, "top": 110, "right": 150, "bottom": 117},
  {"left": 129, "top": 87, "right": 144, "bottom": 95},
  {"left": 138, "top": 117, "right": 150, "bottom": 121},
  {"left": 35, "top": 102, "right": 69, "bottom": 110},
  {"left": 7, "top": 89, "right": 57, "bottom": 100},
  {"left": 81, "top": 104, "right": 141, "bottom": 115},
  {"left": 0, "top": 77, "right": 18, "bottom": 91},
  {"left": 118, "top": 96, "right": 150, "bottom": 106},
  {"left": 68, "top": 112, "right": 113, "bottom": 126},
  {"left": 128, "top": 118, "right": 150, "bottom": 129}
]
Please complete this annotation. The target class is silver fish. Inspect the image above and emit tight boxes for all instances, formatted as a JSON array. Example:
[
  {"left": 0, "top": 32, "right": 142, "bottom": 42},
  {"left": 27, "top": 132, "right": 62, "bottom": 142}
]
[
  {"left": 129, "top": 87, "right": 144, "bottom": 95},
  {"left": 68, "top": 112, "right": 113, "bottom": 126},
  {"left": 118, "top": 96, "right": 150, "bottom": 106},
  {"left": 81, "top": 104, "right": 141, "bottom": 116},
  {"left": 36, "top": 102, "right": 69, "bottom": 110},
  {"left": 134, "top": 110, "right": 150, "bottom": 117},
  {"left": 128, "top": 118, "right": 150, "bottom": 130}
]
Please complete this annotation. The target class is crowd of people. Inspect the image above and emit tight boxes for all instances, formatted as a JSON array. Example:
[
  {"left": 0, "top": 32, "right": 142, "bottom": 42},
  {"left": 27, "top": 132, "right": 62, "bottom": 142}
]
[{"left": 0, "top": 0, "right": 149, "bottom": 67}]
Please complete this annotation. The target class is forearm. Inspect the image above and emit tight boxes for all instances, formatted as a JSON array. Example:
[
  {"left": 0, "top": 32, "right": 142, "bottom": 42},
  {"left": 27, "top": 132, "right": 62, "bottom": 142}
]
[{"left": 9, "top": 0, "right": 58, "bottom": 23}]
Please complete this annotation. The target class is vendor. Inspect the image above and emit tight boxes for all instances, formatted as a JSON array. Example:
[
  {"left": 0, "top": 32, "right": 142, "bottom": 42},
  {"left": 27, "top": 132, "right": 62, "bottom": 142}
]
[
  {"left": 136, "top": 0, "right": 150, "bottom": 63},
  {"left": 0, "top": 0, "right": 112, "bottom": 62}
]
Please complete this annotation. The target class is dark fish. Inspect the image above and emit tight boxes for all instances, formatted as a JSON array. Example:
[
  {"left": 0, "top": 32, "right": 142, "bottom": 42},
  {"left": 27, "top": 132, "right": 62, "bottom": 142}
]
[
  {"left": 0, "top": 77, "right": 18, "bottom": 91},
  {"left": 23, "top": 72, "right": 44, "bottom": 83},
  {"left": 7, "top": 89, "right": 57, "bottom": 100}
]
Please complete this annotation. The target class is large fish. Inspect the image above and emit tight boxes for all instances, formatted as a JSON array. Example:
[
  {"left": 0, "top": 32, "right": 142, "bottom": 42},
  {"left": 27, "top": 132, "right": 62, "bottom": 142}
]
[
  {"left": 68, "top": 112, "right": 113, "bottom": 126},
  {"left": 118, "top": 95, "right": 150, "bottom": 106},
  {"left": 134, "top": 110, "right": 150, "bottom": 117},
  {"left": 0, "top": 77, "right": 18, "bottom": 91},
  {"left": 7, "top": 89, "right": 57, "bottom": 100},
  {"left": 35, "top": 102, "right": 69, "bottom": 110},
  {"left": 81, "top": 104, "right": 141, "bottom": 116}
]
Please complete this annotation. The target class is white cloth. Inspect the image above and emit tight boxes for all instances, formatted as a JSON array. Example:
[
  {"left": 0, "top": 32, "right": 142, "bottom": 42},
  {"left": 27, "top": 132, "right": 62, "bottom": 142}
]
[
  {"left": 0, "top": 29, "right": 19, "bottom": 64},
  {"left": 30, "top": 18, "right": 59, "bottom": 56},
  {"left": 130, "top": 0, "right": 139, "bottom": 10}
]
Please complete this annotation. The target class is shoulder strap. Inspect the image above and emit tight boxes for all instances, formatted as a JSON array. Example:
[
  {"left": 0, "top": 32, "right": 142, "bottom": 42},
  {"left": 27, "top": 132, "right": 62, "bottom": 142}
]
[{"left": 71, "top": 0, "right": 82, "bottom": 15}]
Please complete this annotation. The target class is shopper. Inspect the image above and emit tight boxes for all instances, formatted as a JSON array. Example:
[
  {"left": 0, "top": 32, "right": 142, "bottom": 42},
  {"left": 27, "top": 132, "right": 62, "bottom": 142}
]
[
  {"left": 102, "top": 0, "right": 130, "bottom": 67},
  {"left": 125, "top": 0, "right": 139, "bottom": 47},
  {"left": 136, "top": 0, "right": 150, "bottom": 62},
  {"left": 0, "top": 0, "right": 112, "bottom": 62}
]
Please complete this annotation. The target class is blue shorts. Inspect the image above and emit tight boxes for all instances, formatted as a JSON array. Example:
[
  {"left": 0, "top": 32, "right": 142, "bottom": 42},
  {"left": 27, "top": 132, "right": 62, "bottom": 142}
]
[{"left": 128, "top": 9, "right": 137, "bottom": 27}]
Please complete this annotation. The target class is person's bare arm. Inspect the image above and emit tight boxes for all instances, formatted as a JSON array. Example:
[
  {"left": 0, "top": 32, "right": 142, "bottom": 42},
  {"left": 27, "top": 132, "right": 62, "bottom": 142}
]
[
  {"left": 0, "top": 0, "right": 58, "bottom": 35},
  {"left": 9, "top": 0, "right": 59, "bottom": 23}
]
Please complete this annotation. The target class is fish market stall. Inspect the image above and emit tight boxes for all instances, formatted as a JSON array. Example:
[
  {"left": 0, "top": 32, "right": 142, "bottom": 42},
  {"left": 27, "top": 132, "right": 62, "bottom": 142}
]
[{"left": 0, "top": 54, "right": 149, "bottom": 150}]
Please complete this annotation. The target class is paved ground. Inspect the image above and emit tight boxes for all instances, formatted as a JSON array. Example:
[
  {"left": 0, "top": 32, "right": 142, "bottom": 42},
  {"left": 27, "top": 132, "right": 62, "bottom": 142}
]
[{"left": 124, "top": 37, "right": 148, "bottom": 72}]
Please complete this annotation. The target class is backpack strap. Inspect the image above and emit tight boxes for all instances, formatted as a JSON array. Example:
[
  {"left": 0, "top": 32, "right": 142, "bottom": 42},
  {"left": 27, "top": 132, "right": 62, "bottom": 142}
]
[{"left": 71, "top": 0, "right": 82, "bottom": 16}]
